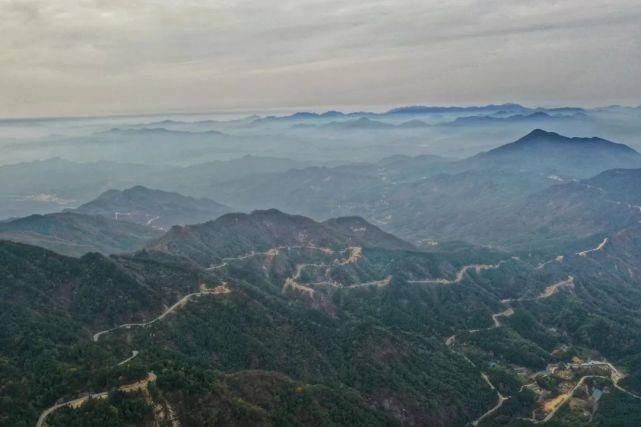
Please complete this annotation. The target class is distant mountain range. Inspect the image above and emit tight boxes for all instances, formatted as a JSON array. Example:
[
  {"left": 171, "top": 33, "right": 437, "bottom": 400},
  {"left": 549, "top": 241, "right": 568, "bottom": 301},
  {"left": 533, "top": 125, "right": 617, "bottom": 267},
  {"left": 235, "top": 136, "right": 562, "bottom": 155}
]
[
  {"left": 0, "top": 158, "right": 167, "bottom": 219},
  {"left": 4, "top": 105, "right": 641, "bottom": 426},
  {"left": 8, "top": 127, "right": 638, "bottom": 257},
  {"left": 254, "top": 103, "right": 589, "bottom": 122},
  {"left": 320, "top": 117, "right": 395, "bottom": 130},
  {"left": 74, "top": 185, "right": 230, "bottom": 230},
  {"left": 202, "top": 130, "right": 641, "bottom": 250},
  {"left": 470, "top": 129, "right": 641, "bottom": 177},
  {"left": 101, "top": 127, "right": 227, "bottom": 137},
  {"left": 386, "top": 103, "right": 537, "bottom": 115},
  {"left": 0, "top": 155, "right": 316, "bottom": 220},
  {"left": 2, "top": 129, "right": 640, "bottom": 254},
  {"left": 290, "top": 112, "right": 590, "bottom": 131},
  {"left": 248, "top": 103, "right": 595, "bottom": 127},
  {"left": 443, "top": 111, "right": 588, "bottom": 127},
  {"left": 0, "top": 186, "right": 234, "bottom": 256}
]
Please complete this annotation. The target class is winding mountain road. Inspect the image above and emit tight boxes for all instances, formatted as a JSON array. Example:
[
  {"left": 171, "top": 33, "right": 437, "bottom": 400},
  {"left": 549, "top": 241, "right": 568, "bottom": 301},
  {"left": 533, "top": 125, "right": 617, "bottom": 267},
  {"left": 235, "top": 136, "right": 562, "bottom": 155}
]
[
  {"left": 36, "top": 372, "right": 157, "bottom": 427},
  {"left": 535, "top": 235, "right": 612, "bottom": 272},
  {"left": 93, "top": 284, "right": 230, "bottom": 342},
  {"left": 491, "top": 307, "right": 515, "bottom": 327},
  {"left": 346, "top": 275, "right": 392, "bottom": 289},
  {"left": 446, "top": 274, "right": 578, "bottom": 425},
  {"left": 117, "top": 350, "right": 139, "bottom": 366},
  {"left": 205, "top": 245, "right": 341, "bottom": 271},
  {"left": 536, "top": 276, "right": 575, "bottom": 299},
  {"left": 577, "top": 238, "right": 608, "bottom": 257},
  {"left": 444, "top": 303, "right": 514, "bottom": 425},
  {"left": 282, "top": 246, "right": 391, "bottom": 294},
  {"left": 408, "top": 261, "right": 507, "bottom": 285},
  {"left": 472, "top": 373, "right": 509, "bottom": 426}
]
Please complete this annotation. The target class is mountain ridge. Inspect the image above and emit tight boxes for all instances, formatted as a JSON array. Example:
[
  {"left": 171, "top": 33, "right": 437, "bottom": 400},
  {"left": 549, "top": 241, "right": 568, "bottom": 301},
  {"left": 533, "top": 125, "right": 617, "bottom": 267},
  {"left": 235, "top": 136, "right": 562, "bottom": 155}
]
[
  {"left": 484, "top": 129, "right": 639, "bottom": 155},
  {"left": 149, "top": 209, "right": 415, "bottom": 266},
  {"left": 74, "top": 185, "right": 230, "bottom": 230},
  {"left": 0, "top": 211, "right": 162, "bottom": 257},
  {"left": 468, "top": 129, "right": 641, "bottom": 177}
]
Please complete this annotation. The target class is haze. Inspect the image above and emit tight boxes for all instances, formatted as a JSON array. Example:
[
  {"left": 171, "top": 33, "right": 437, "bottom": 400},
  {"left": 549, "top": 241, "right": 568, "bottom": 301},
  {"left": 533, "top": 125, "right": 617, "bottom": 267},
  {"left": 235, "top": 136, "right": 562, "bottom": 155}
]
[
  {"left": 2, "top": 0, "right": 641, "bottom": 117},
  {"left": 4, "top": 2, "right": 641, "bottom": 425}
]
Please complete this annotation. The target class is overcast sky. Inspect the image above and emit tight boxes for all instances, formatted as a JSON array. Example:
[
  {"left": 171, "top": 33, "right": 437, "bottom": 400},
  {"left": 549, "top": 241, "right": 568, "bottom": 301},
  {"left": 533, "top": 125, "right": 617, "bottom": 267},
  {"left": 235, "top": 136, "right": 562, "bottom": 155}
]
[{"left": 1, "top": 0, "right": 640, "bottom": 117}]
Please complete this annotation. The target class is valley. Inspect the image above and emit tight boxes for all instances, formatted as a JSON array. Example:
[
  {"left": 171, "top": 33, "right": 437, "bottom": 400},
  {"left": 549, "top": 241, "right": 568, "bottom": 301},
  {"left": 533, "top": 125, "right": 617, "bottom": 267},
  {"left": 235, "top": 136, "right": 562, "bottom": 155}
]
[
  {"left": 4, "top": 198, "right": 641, "bottom": 426},
  {"left": 2, "top": 122, "right": 641, "bottom": 426},
  {"left": 3, "top": 1, "right": 641, "bottom": 424}
]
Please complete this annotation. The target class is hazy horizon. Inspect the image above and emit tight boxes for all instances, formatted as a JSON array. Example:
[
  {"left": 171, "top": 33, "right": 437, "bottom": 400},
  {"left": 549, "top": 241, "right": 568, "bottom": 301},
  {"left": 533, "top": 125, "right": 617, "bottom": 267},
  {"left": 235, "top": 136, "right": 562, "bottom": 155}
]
[
  {"left": 2, "top": 0, "right": 640, "bottom": 117},
  {"left": 3, "top": 3, "right": 641, "bottom": 425},
  {"left": 1, "top": 101, "right": 640, "bottom": 122}
]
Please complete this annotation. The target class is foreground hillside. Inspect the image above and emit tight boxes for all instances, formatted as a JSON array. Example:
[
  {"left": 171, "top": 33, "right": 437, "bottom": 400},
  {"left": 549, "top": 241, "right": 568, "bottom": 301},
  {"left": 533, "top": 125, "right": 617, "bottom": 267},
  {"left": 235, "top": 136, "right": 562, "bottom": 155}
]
[{"left": 2, "top": 210, "right": 641, "bottom": 426}]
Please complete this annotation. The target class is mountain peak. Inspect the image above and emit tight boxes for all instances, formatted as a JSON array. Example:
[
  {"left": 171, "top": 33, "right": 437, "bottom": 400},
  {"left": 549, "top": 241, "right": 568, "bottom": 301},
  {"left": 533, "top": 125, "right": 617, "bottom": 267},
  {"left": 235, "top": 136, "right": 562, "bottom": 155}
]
[
  {"left": 496, "top": 129, "right": 638, "bottom": 153},
  {"left": 150, "top": 210, "right": 414, "bottom": 266},
  {"left": 75, "top": 186, "right": 229, "bottom": 230},
  {"left": 124, "top": 185, "right": 152, "bottom": 193},
  {"left": 320, "top": 110, "right": 344, "bottom": 117},
  {"left": 521, "top": 128, "right": 563, "bottom": 140},
  {"left": 471, "top": 130, "right": 641, "bottom": 178}
]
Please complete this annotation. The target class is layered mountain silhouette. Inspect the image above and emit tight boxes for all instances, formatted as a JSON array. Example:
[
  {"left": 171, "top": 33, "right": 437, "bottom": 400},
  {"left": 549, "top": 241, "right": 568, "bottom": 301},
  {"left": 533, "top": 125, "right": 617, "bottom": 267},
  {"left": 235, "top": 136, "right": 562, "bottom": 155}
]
[
  {"left": 444, "top": 111, "right": 587, "bottom": 127},
  {"left": 0, "top": 212, "right": 161, "bottom": 257},
  {"left": 150, "top": 209, "right": 413, "bottom": 266},
  {"left": 5, "top": 117, "right": 641, "bottom": 426},
  {"left": 470, "top": 129, "right": 641, "bottom": 177},
  {"left": 471, "top": 129, "right": 641, "bottom": 177},
  {"left": 75, "top": 185, "right": 230, "bottom": 230},
  {"left": 197, "top": 130, "right": 641, "bottom": 249}
]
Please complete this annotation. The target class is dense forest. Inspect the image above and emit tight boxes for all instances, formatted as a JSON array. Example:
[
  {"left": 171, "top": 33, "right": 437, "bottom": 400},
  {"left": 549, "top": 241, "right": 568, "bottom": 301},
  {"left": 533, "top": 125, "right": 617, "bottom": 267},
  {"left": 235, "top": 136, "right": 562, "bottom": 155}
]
[{"left": 2, "top": 211, "right": 641, "bottom": 426}]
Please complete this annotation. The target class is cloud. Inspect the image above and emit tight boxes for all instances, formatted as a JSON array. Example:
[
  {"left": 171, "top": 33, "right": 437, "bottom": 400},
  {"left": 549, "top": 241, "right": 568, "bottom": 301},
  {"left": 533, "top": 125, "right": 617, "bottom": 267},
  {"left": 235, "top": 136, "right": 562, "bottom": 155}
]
[{"left": 0, "top": 0, "right": 640, "bottom": 116}]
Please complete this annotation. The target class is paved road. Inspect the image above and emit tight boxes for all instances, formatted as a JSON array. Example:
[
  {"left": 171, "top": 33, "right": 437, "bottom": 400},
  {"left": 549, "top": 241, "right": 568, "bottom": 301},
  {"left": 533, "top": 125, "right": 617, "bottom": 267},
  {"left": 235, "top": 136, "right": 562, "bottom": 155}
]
[
  {"left": 491, "top": 307, "right": 514, "bottom": 327},
  {"left": 117, "top": 350, "right": 139, "bottom": 366},
  {"left": 346, "top": 275, "right": 392, "bottom": 289},
  {"left": 205, "top": 245, "right": 339, "bottom": 271},
  {"left": 36, "top": 372, "right": 157, "bottom": 427},
  {"left": 536, "top": 235, "right": 609, "bottom": 271},
  {"left": 577, "top": 237, "right": 608, "bottom": 257},
  {"left": 501, "top": 276, "right": 575, "bottom": 304},
  {"left": 93, "top": 284, "right": 230, "bottom": 342},
  {"left": 472, "top": 373, "right": 509, "bottom": 426},
  {"left": 408, "top": 261, "right": 507, "bottom": 285}
]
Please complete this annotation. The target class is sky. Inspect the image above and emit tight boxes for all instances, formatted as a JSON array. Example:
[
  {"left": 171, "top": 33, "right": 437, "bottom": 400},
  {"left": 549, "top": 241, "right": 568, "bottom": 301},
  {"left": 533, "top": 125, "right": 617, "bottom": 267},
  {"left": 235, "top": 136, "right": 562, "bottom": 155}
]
[{"left": 1, "top": 0, "right": 640, "bottom": 117}]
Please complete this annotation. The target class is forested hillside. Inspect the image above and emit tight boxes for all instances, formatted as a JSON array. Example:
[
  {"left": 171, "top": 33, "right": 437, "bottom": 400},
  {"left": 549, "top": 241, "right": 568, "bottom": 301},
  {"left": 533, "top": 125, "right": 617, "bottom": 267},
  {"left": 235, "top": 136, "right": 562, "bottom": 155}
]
[{"left": 3, "top": 211, "right": 641, "bottom": 426}]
